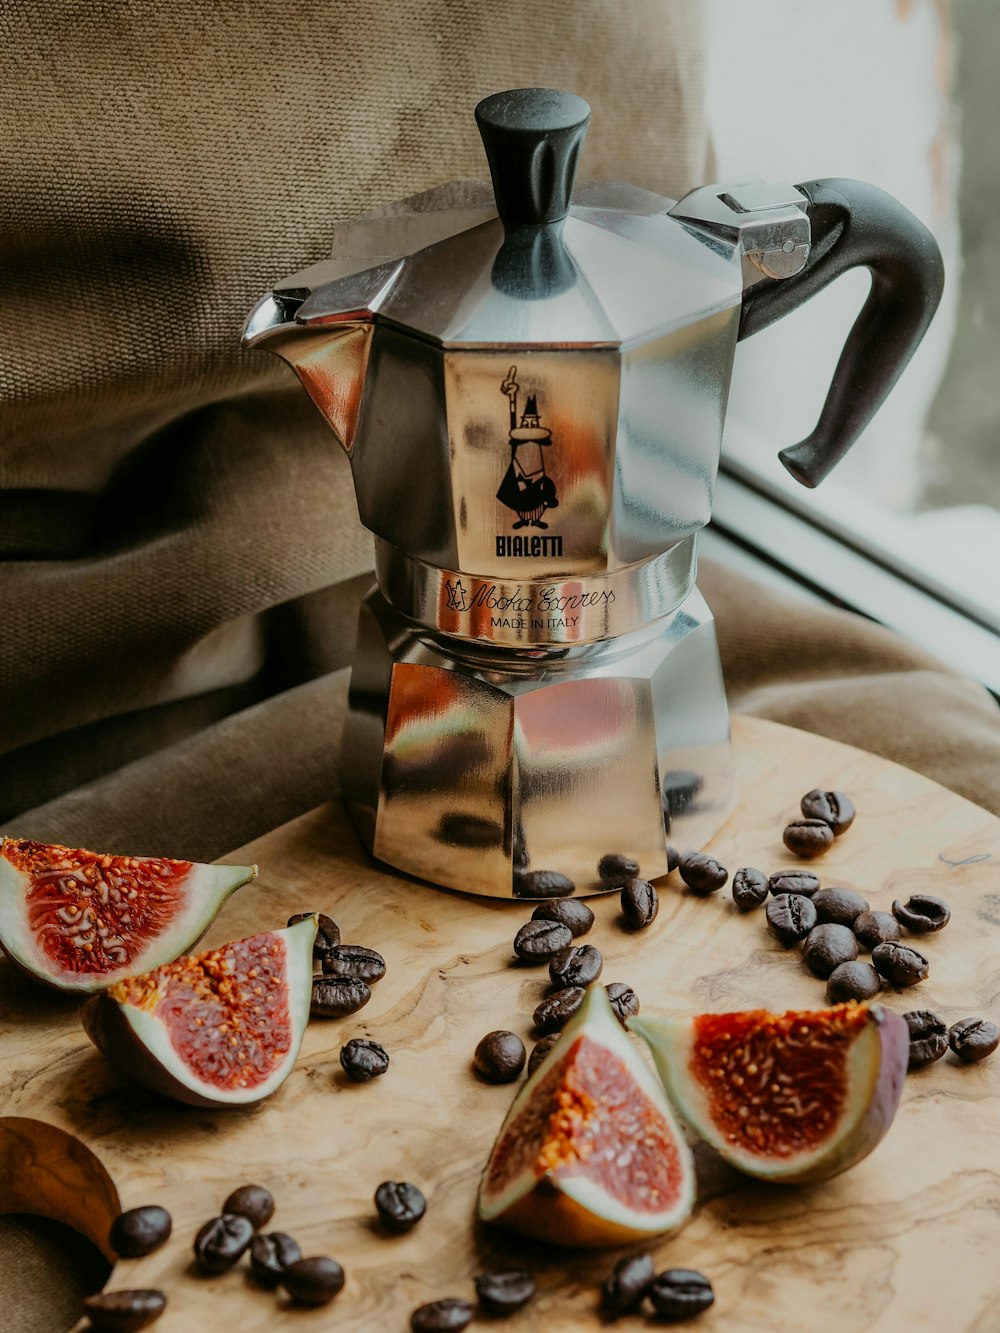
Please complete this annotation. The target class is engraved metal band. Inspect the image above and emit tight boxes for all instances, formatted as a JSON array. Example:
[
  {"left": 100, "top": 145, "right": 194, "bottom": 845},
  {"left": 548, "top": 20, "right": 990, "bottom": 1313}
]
[{"left": 374, "top": 537, "right": 698, "bottom": 647}]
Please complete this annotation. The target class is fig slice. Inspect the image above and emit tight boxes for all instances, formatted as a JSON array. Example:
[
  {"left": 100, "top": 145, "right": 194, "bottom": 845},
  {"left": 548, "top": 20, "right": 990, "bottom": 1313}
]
[
  {"left": 0, "top": 837, "right": 257, "bottom": 994},
  {"left": 630, "top": 1002, "right": 908, "bottom": 1184},
  {"left": 81, "top": 917, "right": 317, "bottom": 1108},
  {"left": 477, "top": 985, "right": 695, "bottom": 1248}
]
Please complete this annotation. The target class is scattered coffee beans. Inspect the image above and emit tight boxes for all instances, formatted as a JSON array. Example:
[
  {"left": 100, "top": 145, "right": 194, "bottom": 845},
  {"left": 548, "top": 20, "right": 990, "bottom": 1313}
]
[
  {"left": 601, "top": 1252, "right": 656, "bottom": 1315},
  {"left": 280, "top": 1256, "right": 345, "bottom": 1307},
  {"left": 340, "top": 1038, "right": 390, "bottom": 1082},
  {"left": 667, "top": 845, "right": 681, "bottom": 873},
  {"left": 250, "top": 1232, "right": 302, "bottom": 1287},
  {"left": 288, "top": 911, "right": 340, "bottom": 956},
  {"left": 321, "top": 944, "right": 386, "bottom": 984},
  {"left": 549, "top": 944, "right": 603, "bottom": 990},
  {"left": 527, "top": 1033, "right": 560, "bottom": 1076},
  {"left": 620, "top": 878, "right": 658, "bottom": 928},
  {"left": 871, "top": 941, "right": 929, "bottom": 988},
  {"left": 474, "top": 1269, "right": 536, "bottom": 1316},
  {"left": 599, "top": 852, "right": 640, "bottom": 883},
  {"left": 108, "top": 1205, "right": 172, "bottom": 1258},
  {"left": 646, "top": 1268, "right": 715, "bottom": 1321},
  {"left": 731, "top": 866, "right": 769, "bottom": 911},
  {"left": 826, "top": 960, "right": 880, "bottom": 1003},
  {"left": 852, "top": 910, "right": 900, "bottom": 951},
  {"left": 474, "top": 1030, "right": 526, "bottom": 1082},
  {"left": 800, "top": 789, "right": 856, "bottom": 835},
  {"left": 766, "top": 893, "right": 818, "bottom": 946},
  {"left": 678, "top": 851, "right": 728, "bottom": 893},
  {"left": 768, "top": 870, "right": 821, "bottom": 898},
  {"left": 812, "top": 887, "right": 869, "bottom": 927},
  {"left": 193, "top": 1213, "right": 254, "bottom": 1274},
  {"left": 374, "top": 1180, "right": 427, "bottom": 1232},
  {"left": 903, "top": 1010, "right": 948, "bottom": 1072},
  {"left": 605, "top": 981, "right": 640, "bottom": 1026},
  {"left": 311, "top": 976, "right": 371, "bottom": 1019},
  {"left": 948, "top": 1017, "right": 1000, "bottom": 1063},
  {"left": 513, "top": 918, "right": 573, "bottom": 962},
  {"left": 222, "top": 1184, "right": 273, "bottom": 1230},
  {"left": 533, "top": 987, "right": 585, "bottom": 1034},
  {"left": 82, "top": 1289, "right": 166, "bottom": 1332},
  {"left": 531, "top": 898, "right": 594, "bottom": 938},
  {"left": 802, "top": 923, "right": 859, "bottom": 979},
  {"left": 892, "top": 894, "right": 951, "bottom": 934},
  {"left": 410, "top": 1297, "right": 475, "bottom": 1331},
  {"left": 783, "top": 818, "right": 835, "bottom": 859},
  {"left": 513, "top": 869, "right": 575, "bottom": 899}
]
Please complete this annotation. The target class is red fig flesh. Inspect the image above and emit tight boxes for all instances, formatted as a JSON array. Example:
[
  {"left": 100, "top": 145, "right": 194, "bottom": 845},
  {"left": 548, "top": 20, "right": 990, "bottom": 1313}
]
[
  {"left": 0, "top": 837, "right": 256, "bottom": 993},
  {"left": 81, "top": 917, "right": 316, "bottom": 1107},
  {"left": 478, "top": 986, "right": 695, "bottom": 1247},
  {"left": 630, "top": 1003, "right": 908, "bottom": 1183}
]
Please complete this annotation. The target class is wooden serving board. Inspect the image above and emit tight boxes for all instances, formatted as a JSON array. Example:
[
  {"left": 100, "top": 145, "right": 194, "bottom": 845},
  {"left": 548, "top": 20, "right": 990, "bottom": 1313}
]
[{"left": 2, "top": 715, "right": 1000, "bottom": 1333}]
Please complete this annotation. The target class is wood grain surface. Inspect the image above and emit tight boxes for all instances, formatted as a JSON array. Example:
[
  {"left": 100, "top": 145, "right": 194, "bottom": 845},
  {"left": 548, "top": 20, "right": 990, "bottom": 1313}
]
[{"left": 2, "top": 715, "right": 999, "bottom": 1333}]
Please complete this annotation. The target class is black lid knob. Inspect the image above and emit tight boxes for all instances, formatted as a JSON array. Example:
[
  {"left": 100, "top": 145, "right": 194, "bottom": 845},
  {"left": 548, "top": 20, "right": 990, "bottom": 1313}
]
[{"left": 475, "top": 88, "right": 590, "bottom": 227}]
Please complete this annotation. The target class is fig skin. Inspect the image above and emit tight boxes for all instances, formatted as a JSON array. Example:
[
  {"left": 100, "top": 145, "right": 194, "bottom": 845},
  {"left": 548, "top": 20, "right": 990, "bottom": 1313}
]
[{"left": 630, "top": 1003, "right": 908, "bottom": 1185}]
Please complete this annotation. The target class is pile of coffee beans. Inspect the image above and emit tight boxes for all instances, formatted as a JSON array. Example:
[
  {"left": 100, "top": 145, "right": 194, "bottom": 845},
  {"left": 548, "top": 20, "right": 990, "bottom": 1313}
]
[
  {"left": 295, "top": 911, "right": 388, "bottom": 1025},
  {"left": 410, "top": 1267, "right": 537, "bottom": 1328},
  {"left": 601, "top": 1252, "right": 714, "bottom": 1321}
]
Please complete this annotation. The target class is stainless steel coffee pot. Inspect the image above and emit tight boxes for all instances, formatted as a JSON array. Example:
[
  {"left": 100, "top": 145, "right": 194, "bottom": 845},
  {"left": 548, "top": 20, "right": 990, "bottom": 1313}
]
[{"left": 244, "top": 88, "right": 943, "bottom": 897}]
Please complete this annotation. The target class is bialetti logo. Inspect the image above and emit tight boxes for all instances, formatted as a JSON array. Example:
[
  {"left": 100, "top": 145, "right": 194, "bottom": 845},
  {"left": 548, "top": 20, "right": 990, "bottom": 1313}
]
[{"left": 495, "top": 366, "right": 563, "bottom": 558}]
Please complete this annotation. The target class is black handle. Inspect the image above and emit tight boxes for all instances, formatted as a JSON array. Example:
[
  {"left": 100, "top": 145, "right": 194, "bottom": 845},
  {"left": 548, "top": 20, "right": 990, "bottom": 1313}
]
[
  {"left": 738, "top": 178, "right": 944, "bottom": 488},
  {"left": 475, "top": 88, "right": 590, "bottom": 226}
]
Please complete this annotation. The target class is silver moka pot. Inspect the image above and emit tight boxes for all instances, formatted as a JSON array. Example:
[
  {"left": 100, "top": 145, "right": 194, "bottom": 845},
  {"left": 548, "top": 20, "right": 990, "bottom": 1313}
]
[{"left": 244, "top": 89, "right": 943, "bottom": 897}]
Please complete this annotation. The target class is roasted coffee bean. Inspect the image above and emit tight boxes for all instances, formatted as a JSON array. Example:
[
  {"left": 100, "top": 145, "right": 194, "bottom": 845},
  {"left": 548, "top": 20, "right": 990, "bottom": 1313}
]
[
  {"left": 474, "top": 1030, "right": 527, "bottom": 1081},
  {"left": 222, "top": 1184, "right": 273, "bottom": 1230},
  {"left": 678, "top": 851, "right": 728, "bottom": 894},
  {"left": 311, "top": 976, "right": 371, "bottom": 1018},
  {"left": 374, "top": 1180, "right": 427, "bottom": 1232},
  {"left": 766, "top": 892, "right": 818, "bottom": 946},
  {"left": 605, "top": 981, "right": 640, "bottom": 1026},
  {"left": 620, "top": 878, "right": 658, "bottom": 928},
  {"left": 667, "top": 844, "right": 681, "bottom": 873},
  {"left": 948, "top": 1017, "right": 1000, "bottom": 1063},
  {"left": 435, "top": 812, "right": 503, "bottom": 849},
  {"left": 872, "top": 941, "right": 929, "bottom": 988},
  {"left": 108, "top": 1205, "right": 172, "bottom": 1258},
  {"left": 813, "top": 887, "right": 869, "bottom": 927},
  {"left": 892, "top": 893, "right": 951, "bottom": 935},
  {"left": 250, "top": 1232, "right": 302, "bottom": 1287},
  {"left": 513, "top": 868, "right": 575, "bottom": 899},
  {"left": 513, "top": 918, "right": 573, "bottom": 962},
  {"left": 193, "top": 1213, "right": 254, "bottom": 1274},
  {"left": 662, "top": 769, "right": 703, "bottom": 816},
  {"left": 826, "top": 961, "right": 880, "bottom": 1003},
  {"left": 321, "top": 944, "right": 386, "bottom": 984},
  {"left": 903, "top": 1010, "right": 949, "bottom": 1072},
  {"left": 802, "top": 923, "right": 859, "bottom": 979},
  {"left": 768, "top": 870, "right": 821, "bottom": 898},
  {"left": 531, "top": 897, "right": 594, "bottom": 938},
  {"left": 549, "top": 944, "right": 603, "bottom": 990},
  {"left": 533, "top": 987, "right": 585, "bottom": 1035},
  {"left": 281, "top": 1256, "right": 345, "bottom": 1307},
  {"left": 800, "top": 789, "right": 856, "bottom": 835},
  {"left": 527, "top": 1033, "right": 560, "bottom": 1076},
  {"left": 410, "top": 1297, "right": 475, "bottom": 1331},
  {"left": 340, "top": 1038, "right": 389, "bottom": 1082},
  {"left": 288, "top": 911, "right": 341, "bottom": 956},
  {"left": 853, "top": 910, "right": 901, "bottom": 951},
  {"left": 731, "top": 866, "right": 769, "bottom": 911},
  {"left": 82, "top": 1289, "right": 167, "bottom": 1332},
  {"left": 599, "top": 852, "right": 640, "bottom": 883},
  {"left": 783, "top": 818, "right": 835, "bottom": 859},
  {"left": 474, "top": 1269, "right": 536, "bottom": 1315},
  {"left": 601, "top": 1252, "right": 656, "bottom": 1315},
  {"left": 646, "top": 1268, "right": 715, "bottom": 1321}
]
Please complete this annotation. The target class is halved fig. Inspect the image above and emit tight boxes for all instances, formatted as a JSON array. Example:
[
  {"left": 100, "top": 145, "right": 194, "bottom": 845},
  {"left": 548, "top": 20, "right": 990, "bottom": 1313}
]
[
  {"left": 630, "top": 1002, "right": 907, "bottom": 1184},
  {"left": 478, "top": 985, "right": 695, "bottom": 1248},
  {"left": 0, "top": 837, "right": 256, "bottom": 994},
  {"left": 81, "top": 917, "right": 317, "bottom": 1108}
]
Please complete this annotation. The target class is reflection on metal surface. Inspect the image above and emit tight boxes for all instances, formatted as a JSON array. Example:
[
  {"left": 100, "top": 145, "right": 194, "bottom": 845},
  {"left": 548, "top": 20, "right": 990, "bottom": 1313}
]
[{"left": 341, "top": 585, "right": 737, "bottom": 898}]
